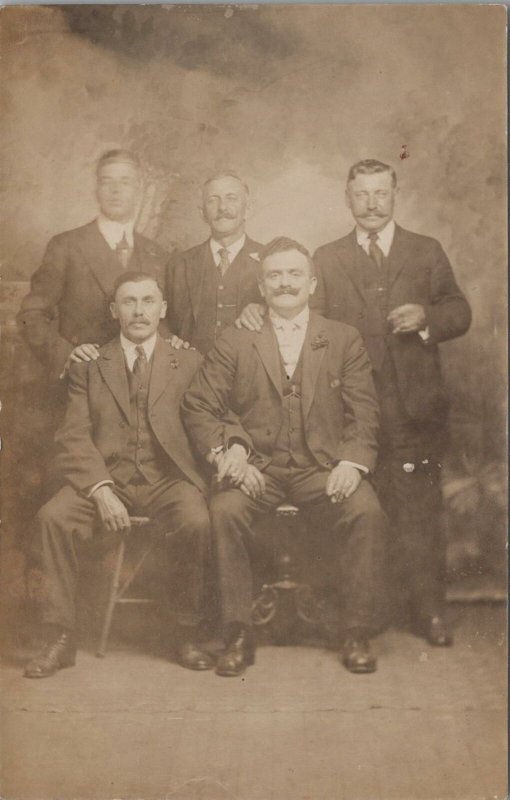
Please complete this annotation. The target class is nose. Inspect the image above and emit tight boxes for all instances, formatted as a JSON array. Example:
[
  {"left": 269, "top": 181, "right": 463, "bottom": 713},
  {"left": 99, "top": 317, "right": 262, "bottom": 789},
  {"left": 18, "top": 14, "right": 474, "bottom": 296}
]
[{"left": 134, "top": 301, "right": 144, "bottom": 316}]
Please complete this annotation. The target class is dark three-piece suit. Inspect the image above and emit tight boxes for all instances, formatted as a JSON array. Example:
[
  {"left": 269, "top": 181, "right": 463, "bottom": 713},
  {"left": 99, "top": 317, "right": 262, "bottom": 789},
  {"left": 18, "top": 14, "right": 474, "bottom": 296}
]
[
  {"left": 313, "top": 224, "right": 472, "bottom": 618},
  {"left": 33, "top": 336, "right": 210, "bottom": 631},
  {"left": 23, "top": 221, "right": 170, "bottom": 347},
  {"left": 166, "top": 236, "right": 263, "bottom": 354},
  {"left": 182, "top": 312, "right": 388, "bottom": 633}
]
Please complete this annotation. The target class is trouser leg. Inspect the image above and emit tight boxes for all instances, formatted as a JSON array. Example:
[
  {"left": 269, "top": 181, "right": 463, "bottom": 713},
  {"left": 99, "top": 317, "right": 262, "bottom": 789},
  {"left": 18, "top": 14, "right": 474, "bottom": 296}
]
[
  {"left": 32, "top": 486, "right": 98, "bottom": 630},
  {"left": 289, "top": 468, "right": 388, "bottom": 634},
  {"left": 377, "top": 458, "right": 445, "bottom": 619},
  {"left": 137, "top": 478, "right": 211, "bottom": 627},
  {"left": 210, "top": 478, "right": 286, "bottom": 626}
]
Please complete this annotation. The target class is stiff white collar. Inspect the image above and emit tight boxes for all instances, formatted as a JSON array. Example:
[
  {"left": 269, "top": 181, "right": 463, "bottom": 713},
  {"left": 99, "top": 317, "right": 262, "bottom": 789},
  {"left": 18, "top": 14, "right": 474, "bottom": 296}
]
[
  {"left": 97, "top": 215, "right": 136, "bottom": 250},
  {"left": 210, "top": 234, "right": 246, "bottom": 264},
  {"left": 120, "top": 332, "right": 157, "bottom": 371},
  {"left": 269, "top": 306, "right": 310, "bottom": 331},
  {"left": 356, "top": 219, "right": 395, "bottom": 257}
]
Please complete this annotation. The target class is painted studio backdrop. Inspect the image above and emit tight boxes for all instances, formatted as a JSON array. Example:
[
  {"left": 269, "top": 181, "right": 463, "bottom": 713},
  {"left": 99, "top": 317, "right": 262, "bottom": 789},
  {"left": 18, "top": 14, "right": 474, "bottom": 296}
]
[{"left": 0, "top": 4, "right": 507, "bottom": 617}]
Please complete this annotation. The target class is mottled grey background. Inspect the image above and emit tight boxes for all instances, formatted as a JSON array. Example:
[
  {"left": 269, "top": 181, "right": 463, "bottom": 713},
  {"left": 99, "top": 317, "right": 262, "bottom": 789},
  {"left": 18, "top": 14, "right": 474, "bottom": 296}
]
[{"left": 0, "top": 4, "right": 507, "bottom": 582}]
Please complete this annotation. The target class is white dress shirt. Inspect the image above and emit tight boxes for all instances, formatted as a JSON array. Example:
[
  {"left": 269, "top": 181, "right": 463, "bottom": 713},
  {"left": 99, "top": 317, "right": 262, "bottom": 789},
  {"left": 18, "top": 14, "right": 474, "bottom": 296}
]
[
  {"left": 210, "top": 234, "right": 246, "bottom": 268},
  {"left": 269, "top": 306, "right": 309, "bottom": 379},
  {"left": 356, "top": 219, "right": 395, "bottom": 257},
  {"left": 97, "top": 215, "right": 136, "bottom": 250},
  {"left": 120, "top": 332, "right": 157, "bottom": 371}
]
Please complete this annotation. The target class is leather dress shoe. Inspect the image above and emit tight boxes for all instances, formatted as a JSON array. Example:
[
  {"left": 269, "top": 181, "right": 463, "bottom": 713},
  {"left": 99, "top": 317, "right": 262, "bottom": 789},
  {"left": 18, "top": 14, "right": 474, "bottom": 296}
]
[
  {"left": 216, "top": 624, "right": 255, "bottom": 677},
  {"left": 422, "top": 616, "right": 453, "bottom": 647},
  {"left": 341, "top": 636, "right": 377, "bottom": 674},
  {"left": 176, "top": 641, "right": 215, "bottom": 671},
  {"left": 24, "top": 630, "right": 76, "bottom": 679}
]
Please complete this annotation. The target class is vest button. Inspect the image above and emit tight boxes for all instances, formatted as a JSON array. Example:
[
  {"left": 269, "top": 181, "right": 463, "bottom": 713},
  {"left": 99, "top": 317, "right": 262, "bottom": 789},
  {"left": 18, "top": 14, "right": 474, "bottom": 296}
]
[
  {"left": 216, "top": 321, "right": 222, "bottom": 327},
  {"left": 217, "top": 303, "right": 223, "bottom": 309},
  {"left": 218, "top": 285, "right": 224, "bottom": 291}
]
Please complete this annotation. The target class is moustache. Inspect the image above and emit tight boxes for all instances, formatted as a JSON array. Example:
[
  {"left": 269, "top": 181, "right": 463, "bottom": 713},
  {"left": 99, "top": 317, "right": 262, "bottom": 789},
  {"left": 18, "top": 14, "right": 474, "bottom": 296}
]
[
  {"left": 274, "top": 287, "right": 299, "bottom": 296},
  {"left": 361, "top": 212, "right": 386, "bottom": 217},
  {"left": 130, "top": 318, "right": 150, "bottom": 324},
  {"left": 214, "top": 213, "right": 237, "bottom": 220}
]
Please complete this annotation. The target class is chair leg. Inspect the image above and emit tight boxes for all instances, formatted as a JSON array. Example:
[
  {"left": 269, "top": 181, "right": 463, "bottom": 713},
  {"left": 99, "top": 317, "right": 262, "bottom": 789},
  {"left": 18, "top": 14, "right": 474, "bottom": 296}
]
[{"left": 96, "top": 538, "right": 125, "bottom": 658}]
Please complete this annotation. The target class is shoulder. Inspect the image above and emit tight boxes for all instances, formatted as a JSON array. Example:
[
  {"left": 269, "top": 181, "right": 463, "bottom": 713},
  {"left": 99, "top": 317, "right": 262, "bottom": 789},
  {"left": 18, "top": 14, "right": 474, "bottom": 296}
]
[
  {"left": 395, "top": 225, "right": 443, "bottom": 251},
  {"left": 312, "top": 313, "right": 363, "bottom": 345},
  {"left": 135, "top": 232, "right": 170, "bottom": 261},
  {"left": 170, "top": 240, "right": 209, "bottom": 265},
  {"left": 158, "top": 338, "right": 202, "bottom": 370},
  {"left": 46, "top": 221, "right": 96, "bottom": 249},
  {"left": 313, "top": 232, "right": 354, "bottom": 262}
]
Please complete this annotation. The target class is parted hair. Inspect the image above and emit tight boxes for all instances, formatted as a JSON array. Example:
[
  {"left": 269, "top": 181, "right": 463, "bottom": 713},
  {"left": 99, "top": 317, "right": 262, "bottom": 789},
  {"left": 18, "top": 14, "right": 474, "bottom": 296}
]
[
  {"left": 111, "top": 271, "right": 164, "bottom": 300},
  {"left": 96, "top": 149, "right": 143, "bottom": 175},
  {"left": 347, "top": 159, "right": 397, "bottom": 187},
  {"left": 258, "top": 237, "right": 316, "bottom": 277}
]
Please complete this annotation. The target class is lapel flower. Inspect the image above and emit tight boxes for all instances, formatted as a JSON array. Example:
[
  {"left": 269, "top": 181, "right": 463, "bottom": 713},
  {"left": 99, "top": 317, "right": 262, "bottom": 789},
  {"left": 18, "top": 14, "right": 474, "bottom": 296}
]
[
  {"left": 169, "top": 357, "right": 179, "bottom": 369},
  {"left": 311, "top": 332, "right": 329, "bottom": 350}
]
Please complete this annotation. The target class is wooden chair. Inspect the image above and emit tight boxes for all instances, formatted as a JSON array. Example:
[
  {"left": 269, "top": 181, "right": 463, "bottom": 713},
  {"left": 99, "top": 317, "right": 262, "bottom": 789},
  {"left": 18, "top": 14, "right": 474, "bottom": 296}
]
[{"left": 96, "top": 516, "right": 162, "bottom": 657}]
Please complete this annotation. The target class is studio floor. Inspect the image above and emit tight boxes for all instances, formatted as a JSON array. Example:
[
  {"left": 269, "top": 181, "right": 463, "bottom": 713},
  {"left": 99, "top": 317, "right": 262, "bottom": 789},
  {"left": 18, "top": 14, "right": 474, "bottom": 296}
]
[{"left": 1, "top": 604, "right": 506, "bottom": 800}]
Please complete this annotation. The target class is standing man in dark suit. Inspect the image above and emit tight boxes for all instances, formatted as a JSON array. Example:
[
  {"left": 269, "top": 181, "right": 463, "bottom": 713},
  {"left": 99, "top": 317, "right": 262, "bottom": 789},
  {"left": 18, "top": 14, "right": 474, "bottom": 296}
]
[
  {"left": 238, "top": 160, "right": 471, "bottom": 646},
  {"left": 183, "top": 237, "right": 387, "bottom": 677},
  {"left": 166, "top": 172, "right": 263, "bottom": 355},
  {"left": 21, "top": 149, "right": 169, "bottom": 351},
  {"left": 24, "top": 272, "right": 213, "bottom": 678}
]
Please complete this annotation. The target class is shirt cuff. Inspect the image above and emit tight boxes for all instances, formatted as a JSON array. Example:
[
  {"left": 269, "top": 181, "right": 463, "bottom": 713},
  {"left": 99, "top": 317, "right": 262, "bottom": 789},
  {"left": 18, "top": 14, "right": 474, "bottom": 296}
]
[
  {"left": 418, "top": 326, "right": 431, "bottom": 343},
  {"left": 339, "top": 460, "right": 369, "bottom": 474},
  {"left": 87, "top": 480, "right": 114, "bottom": 498}
]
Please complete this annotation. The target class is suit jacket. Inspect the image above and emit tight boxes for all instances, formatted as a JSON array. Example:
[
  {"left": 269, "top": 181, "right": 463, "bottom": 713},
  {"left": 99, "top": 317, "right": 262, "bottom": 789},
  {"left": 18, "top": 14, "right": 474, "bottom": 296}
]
[
  {"left": 165, "top": 236, "right": 263, "bottom": 352},
  {"left": 182, "top": 312, "right": 379, "bottom": 473},
  {"left": 313, "top": 225, "right": 472, "bottom": 423},
  {"left": 23, "top": 221, "right": 170, "bottom": 347},
  {"left": 54, "top": 335, "right": 206, "bottom": 495}
]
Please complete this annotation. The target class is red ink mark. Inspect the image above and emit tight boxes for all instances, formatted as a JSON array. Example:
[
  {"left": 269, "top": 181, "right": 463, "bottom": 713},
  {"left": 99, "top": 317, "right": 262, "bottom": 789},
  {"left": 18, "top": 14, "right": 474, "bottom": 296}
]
[{"left": 399, "top": 144, "right": 410, "bottom": 160}]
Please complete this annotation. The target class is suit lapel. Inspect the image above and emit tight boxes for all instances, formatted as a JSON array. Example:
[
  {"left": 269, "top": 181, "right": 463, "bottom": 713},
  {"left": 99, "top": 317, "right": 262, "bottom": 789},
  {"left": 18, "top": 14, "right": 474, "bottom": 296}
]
[
  {"left": 148, "top": 336, "right": 175, "bottom": 409},
  {"left": 386, "top": 224, "right": 410, "bottom": 290},
  {"left": 185, "top": 242, "right": 210, "bottom": 322},
  {"left": 301, "top": 313, "right": 327, "bottom": 421},
  {"left": 338, "top": 230, "right": 370, "bottom": 305},
  {"left": 78, "top": 221, "right": 124, "bottom": 298},
  {"left": 253, "top": 321, "right": 283, "bottom": 398},
  {"left": 96, "top": 339, "right": 131, "bottom": 421}
]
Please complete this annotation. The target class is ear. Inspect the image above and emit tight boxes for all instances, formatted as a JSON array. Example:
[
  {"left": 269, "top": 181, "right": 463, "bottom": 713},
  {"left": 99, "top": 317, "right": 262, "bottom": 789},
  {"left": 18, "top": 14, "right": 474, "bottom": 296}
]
[
  {"left": 110, "top": 301, "right": 118, "bottom": 320},
  {"left": 308, "top": 276, "right": 318, "bottom": 296},
  {"left": 159, "top": 300, "right": 168, "bottom": 319},
  {"left": 257, "top": 278, "right": 266, "bottom": 300},
  {"left": 345, "top": 187, "right": 352, "bottom": 211}
]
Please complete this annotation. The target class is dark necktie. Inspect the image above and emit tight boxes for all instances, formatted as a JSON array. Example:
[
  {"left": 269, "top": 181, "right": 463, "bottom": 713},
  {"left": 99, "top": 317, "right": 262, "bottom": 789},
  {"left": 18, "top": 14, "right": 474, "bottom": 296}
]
[
  {"left": 368, "top": 232, "right": 384, "bottom": 270},
  {"left": 133, "top": 344, "right": 147, "bottom": 378},
  {"left": 218, "top": 247, "right": 230, "bottom": 278},
  {"left": 116, "top": 232, "right": 131, "bottom": 269}
]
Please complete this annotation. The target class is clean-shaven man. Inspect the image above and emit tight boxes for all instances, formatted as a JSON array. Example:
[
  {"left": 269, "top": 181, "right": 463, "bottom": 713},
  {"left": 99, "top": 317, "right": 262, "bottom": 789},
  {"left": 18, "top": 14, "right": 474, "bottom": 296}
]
[
  {"left": 21, "top": 149, "right": 169, "bottom": 351},
  {"left": 24, "top": 273, "right": 213, "bottom": 678},
  {"left": 183, "top": 237, "right": 388, "bottom": 677}
]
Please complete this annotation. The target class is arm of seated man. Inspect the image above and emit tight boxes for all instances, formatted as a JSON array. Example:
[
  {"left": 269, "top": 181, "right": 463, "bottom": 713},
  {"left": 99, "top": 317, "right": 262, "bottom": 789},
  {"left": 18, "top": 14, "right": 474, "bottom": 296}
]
[
  {"left": 90, "top": 484, "right": 131, "bottom": 532},
  {"left": 325, "top": 461, "right": 365, "bottom": 504}
]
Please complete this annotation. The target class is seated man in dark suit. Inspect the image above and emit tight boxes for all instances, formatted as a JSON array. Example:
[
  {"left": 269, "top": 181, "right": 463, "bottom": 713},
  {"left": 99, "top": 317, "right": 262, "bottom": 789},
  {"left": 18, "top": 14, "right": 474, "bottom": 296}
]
[
  {"left": 182, "top": 237, "right": 388, "bottom": 677},
  {"left": 24, "top": 272, "right": 213, "bottom": 678}
]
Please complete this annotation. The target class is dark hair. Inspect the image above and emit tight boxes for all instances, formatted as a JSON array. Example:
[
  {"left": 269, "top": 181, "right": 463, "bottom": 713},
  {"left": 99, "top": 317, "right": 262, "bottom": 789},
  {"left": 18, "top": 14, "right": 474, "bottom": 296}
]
[
  {"left": 111, "top": 271, "right": 164, "bottom": 300},
  {"left": 202, "top": 171, "right": 250, "bottom": 196},
  {"left": 347, "top": 159, "right": 397, "bottom": 187},
  {"left": 258, "top": 237, "right": 316, "bottom": 277},
  {"left": 96, "top": 149, "right": 142, "bottom": 175}
]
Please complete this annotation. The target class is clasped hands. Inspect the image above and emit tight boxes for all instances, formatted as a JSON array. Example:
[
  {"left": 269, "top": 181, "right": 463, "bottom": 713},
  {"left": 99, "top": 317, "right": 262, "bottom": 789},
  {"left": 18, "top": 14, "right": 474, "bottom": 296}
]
[{"left": 213, "top": 445, "right": 361, "bottom": 504}]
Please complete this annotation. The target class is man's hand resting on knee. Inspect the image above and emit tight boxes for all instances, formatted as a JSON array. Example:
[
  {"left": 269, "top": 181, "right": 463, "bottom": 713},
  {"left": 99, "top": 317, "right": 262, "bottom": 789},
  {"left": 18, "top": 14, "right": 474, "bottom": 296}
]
[
  {"left": 326, "top": 463, "right": 362, "bottom": 503},
  {"left": 92, "top": 485, "right": 131, "bottom": 532}
]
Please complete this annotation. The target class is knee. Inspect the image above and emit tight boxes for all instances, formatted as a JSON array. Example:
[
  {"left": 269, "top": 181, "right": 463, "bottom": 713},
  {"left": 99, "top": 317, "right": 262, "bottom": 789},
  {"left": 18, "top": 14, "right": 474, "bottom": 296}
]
[
  {"left": 211, "top": 490, "right": 249, "bottom": 529},
  {"left": 180, "top": 499, "right": 211, "bottom": 541}
]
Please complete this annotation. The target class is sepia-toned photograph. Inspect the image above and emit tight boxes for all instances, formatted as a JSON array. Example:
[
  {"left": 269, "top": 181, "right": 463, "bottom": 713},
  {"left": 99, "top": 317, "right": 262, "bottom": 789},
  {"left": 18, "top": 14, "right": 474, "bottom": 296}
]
[{"left": 0, "top": 4, "right": 507, "bottom": 799}]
